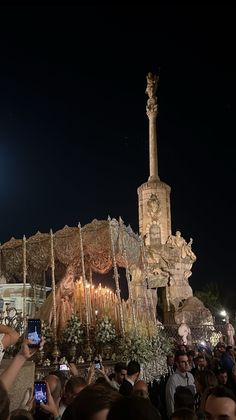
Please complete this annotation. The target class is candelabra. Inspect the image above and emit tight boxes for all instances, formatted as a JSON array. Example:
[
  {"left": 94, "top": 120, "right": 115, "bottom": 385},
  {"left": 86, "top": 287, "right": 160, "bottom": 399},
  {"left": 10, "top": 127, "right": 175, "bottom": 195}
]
[{"left": 0, "top": 303, "right": 25, "bottom": 335}]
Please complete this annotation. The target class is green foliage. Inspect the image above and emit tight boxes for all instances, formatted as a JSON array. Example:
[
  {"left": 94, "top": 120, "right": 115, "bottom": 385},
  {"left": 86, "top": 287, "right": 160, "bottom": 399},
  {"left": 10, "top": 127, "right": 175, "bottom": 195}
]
[{"left": 194, "top": 282, "right": 221, "bottom": 315}]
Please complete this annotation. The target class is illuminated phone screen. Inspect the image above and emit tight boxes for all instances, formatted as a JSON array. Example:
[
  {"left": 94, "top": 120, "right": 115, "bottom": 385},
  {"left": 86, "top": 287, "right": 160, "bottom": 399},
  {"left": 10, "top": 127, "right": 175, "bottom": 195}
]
[
  {"left": 34, "top": 381, "right": 47, "bottom": 404},
  {"left": 27, "top": 319, "right": 41, "bottom": 347}
]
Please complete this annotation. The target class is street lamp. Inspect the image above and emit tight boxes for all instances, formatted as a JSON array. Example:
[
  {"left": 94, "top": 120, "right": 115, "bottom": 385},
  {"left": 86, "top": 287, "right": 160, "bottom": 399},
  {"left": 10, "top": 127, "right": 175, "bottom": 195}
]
[{"left": 220, "top": 309, "right": 227, "bottom": 317}]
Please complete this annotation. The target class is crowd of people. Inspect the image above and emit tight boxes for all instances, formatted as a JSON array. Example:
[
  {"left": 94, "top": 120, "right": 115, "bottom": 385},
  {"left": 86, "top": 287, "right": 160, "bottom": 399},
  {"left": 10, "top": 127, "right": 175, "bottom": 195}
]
[{"left": 1, "top": 323, "right": 236, "bottom": 419}]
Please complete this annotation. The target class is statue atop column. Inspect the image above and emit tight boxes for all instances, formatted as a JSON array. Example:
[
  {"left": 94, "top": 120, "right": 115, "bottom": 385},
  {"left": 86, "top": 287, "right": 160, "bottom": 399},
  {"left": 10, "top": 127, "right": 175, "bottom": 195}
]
[
  {"left": 146, "top": 72, "right": 159, "bottom": 99},
  {"left": 146, "top": 72, "right": 159, "bottom": 115}
]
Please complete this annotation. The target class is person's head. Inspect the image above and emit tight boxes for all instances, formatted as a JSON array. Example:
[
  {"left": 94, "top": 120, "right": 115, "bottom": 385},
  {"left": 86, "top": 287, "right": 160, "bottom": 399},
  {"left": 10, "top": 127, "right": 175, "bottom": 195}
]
[
  {"left": 167, "top": 354, "right": 174, "bottom": 367},
  {"left": 174, "top": 386, "right": 195, "bottom": 411},
  {"left": 195, "top": 355, "right": 207, "bottom": 370},
  {"left": 114, "top": 362, "right": 127, "bottom": 384},
  {"left": 127, "top": 360, "right": 141, "bottom": 382},
  {"left": 132, "top": 380, "right": 149, "bottom": 399},
  {"left": 0, "top": 381, "right": 10, "bottom": 420},
  {"left": 175, "top": 351, "right": 189, "bottom": 373},
  {"left": 65, "top": 384, "right": 120, "bottom": 420},
  {"left": 195, "top": 370, "right": 218, "bottom": 395},
  {"left": 49, "top": 369, "right": 68, "bottom": 392},
  {"left": 107, "top": 395, "right": 162, "bottom": 420},
  {"left": 10, "top": 409, "right": 33, "bottom": 420},
  {"left": 44, "top": 374, "right": 62, "bottom": 403},
  {"left": 171, "top": 408, "right": 198, "bottom": 420},
  {"left": 204, "top": 385, "right": 236, "bottom": 419},
  {"left": 216, "top": 343, "right": 226, "bottom": 354},
  {"left": 63, "top": 376, "right": 87, "bottom": 406},
  {"left": 216, "top": 368, "right": 228, "bottom": 385}
]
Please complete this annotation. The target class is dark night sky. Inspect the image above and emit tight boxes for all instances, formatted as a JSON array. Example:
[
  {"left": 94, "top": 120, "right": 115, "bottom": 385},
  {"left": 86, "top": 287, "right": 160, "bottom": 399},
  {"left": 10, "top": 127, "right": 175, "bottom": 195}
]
[{"left": 0, "top": 3, "right": 235, "bottom": 296}]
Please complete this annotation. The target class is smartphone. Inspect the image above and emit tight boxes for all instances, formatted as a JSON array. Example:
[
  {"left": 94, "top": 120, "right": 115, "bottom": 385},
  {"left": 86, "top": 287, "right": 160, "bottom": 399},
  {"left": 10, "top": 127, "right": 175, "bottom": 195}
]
[
  {"left": 27, "top": 318, "right": 41, "bottom": 347},
  {"left": 59, "top": 364, "right": 70, "bottom": 371},
  {"left": 94, "top": 359, "right": 101, "bottom": 369},
  {"left": 34, "top": 381, "right": 47, "bottom": 404}
]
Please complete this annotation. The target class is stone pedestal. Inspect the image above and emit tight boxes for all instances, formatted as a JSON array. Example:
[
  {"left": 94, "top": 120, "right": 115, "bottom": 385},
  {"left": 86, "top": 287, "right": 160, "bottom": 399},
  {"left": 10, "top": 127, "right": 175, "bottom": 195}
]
[
  {"left": 0, "top": 359, "right": 35, "bottom": 412},
  {"left": 137, "top": 180, "right": 171, "bottom": 245}
]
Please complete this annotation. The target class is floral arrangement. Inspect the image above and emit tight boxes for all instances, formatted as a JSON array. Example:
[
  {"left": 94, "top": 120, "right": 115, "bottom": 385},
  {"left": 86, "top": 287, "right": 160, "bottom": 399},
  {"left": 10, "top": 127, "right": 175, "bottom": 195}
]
[
  {"left": 95, "top": 316, "right": 116, "bottom": 344},
  {"left": 61, "top": 314, "right": 83, "bottom": 345},
  {"left": 116, "top": 327, "right": 173, "bottom": 381},
  {"left": 117, "top": 332, "right": 153, "bottom": 364},
  {"left": 152, "top": 327, "right": 173, "bottom": 357},
  {"left": 42, "top": 358, "right": 51, "bottom": 367},
  {"left": 209, "top": 331, "right": 222, "bottom": 347},
  {"left": 41, "top": 320, "right": 53, "bottom": 344}
]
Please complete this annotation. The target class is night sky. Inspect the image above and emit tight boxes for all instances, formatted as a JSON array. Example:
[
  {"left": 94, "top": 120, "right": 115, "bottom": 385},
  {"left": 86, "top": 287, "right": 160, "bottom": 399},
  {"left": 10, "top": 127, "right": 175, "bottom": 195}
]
[{"left": 0, "top": 3, "right": 235, "bottom": 297}]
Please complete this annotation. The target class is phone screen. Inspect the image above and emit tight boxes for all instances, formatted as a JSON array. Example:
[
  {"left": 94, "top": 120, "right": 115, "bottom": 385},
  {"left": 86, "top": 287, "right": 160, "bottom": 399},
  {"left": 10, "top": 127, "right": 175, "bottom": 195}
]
[
  {"left": 94, "top": 360, "right": 101, "bottom": 369},
  {"left": 27, "top": 319, "right": 41, "bottom": 347},
  {"left": 59, "top": 364, "right": 70, "bottom": 371},
  {"left": 34, "top": 381, "right": 47, "bottom": 404}
]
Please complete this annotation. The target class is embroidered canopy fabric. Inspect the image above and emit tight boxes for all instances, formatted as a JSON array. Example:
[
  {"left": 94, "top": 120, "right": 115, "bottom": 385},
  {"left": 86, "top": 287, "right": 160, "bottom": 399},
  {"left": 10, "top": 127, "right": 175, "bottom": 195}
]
[{"left": 0, "top": 219, "right": 141, "bottom": 284}]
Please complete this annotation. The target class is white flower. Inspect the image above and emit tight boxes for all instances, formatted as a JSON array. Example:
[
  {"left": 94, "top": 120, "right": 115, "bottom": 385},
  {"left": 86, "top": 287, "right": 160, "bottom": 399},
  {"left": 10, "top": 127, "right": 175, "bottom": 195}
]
[
  {"left": 95, "top": 316, "right": 116, "bottom": 344},
  {"left": 41, "top": 321, "right": 53, "bottom": 343},
  {"left": 62, "top": 314, "right": 83, "bottom": 345}
]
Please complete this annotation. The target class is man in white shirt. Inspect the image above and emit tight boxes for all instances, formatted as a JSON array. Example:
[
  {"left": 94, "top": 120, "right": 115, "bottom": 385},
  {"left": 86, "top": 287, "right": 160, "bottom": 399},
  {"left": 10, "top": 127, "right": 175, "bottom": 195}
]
[{"left": 165, "top": 351, "right": 196, "bottom": 418}]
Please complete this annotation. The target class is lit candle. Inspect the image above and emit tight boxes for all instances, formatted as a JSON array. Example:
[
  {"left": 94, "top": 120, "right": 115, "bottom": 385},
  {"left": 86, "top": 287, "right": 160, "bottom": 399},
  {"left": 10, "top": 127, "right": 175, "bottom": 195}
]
[{"left": 91, "top": 285, "right": 95, "bottom": 305}]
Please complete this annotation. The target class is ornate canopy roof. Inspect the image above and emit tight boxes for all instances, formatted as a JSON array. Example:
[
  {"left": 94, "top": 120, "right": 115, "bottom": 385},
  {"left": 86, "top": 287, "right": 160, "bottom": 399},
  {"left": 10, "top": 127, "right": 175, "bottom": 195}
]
[{"left": 0, "top": 218, "right": 142, "bottom": 284}]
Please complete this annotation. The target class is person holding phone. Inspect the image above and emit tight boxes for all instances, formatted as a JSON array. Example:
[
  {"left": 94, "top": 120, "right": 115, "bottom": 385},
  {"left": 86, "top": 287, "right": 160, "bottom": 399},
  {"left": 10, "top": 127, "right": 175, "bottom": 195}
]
[
  {"left": 35, "top": 381, "right": 62, "bottom": 420},
  {"left": 0, "top": 324, "right": 20, "bottom": 364},
  {"left": 0, "top": 338, "right": 45, "bottom": 420},
  {"left": 0, "top": 337, "right": 45, "bottom": 391}
]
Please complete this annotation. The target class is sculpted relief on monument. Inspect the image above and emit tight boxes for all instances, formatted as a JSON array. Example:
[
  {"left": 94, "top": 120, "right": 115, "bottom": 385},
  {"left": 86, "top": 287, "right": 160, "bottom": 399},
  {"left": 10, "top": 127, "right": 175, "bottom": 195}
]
[{"left": 147, "top": 193, "right": 161, "bottom": 221}]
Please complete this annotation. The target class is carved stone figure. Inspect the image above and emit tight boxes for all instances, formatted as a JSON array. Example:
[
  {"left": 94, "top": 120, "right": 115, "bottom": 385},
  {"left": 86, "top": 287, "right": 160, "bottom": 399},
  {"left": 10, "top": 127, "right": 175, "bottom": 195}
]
[
  {"left": 178, "top": 322, "right": 190, "bottom": 346},
  {"left": 185, "top": 238, "right": 196, "bottom": 261},
  {"left": 167, "top": 230, "right": 186, "bottom": 248},
  {"left": 145, "top": 72, "right": 159, "bottom": 99},
  {"left": 130, "top": 264, "right": 147, "bottom": 301},
  {"left": 129, "top": 263, "right": 157, "bottom": 321},
  {"left": 145, "top": 244, "right": 169, "bottom": 289},
  {"left": 226, "top": 322, "right": 235, "bottom": 347},
  {"left": 147, "top": 194, "right": 161, "bottom": 221},
  {"left": 166, "top": 231, "right": 196, "bottom": 261}
]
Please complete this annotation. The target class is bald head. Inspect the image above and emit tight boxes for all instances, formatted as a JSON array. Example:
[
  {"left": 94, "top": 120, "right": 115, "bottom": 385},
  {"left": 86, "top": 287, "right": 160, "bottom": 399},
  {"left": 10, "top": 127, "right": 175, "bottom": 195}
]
[
  {"left": 44, "top": 374, "right": 62, "bottom": 401},
  {"left": 133, "top": 380, "right": 148, "bottom": 393}
]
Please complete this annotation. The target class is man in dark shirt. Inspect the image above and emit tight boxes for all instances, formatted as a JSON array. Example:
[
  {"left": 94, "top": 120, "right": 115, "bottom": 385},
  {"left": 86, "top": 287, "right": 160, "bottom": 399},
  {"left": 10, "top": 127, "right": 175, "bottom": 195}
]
[{"left": 119, "top": 360, "right": 140, "bottom": 396}]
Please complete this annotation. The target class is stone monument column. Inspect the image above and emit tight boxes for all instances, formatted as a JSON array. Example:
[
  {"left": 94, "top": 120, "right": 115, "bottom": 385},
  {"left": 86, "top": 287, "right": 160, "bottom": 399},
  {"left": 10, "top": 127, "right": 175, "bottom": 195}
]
[
  {"left": 146, "top": 72, "right": 159, "bottom": 182},
  {"left": 138, "top": 73, "right": 171, "bottom": 244},
  {"left": 136, "top": 73, "right": 204, "bottom": 326}
]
